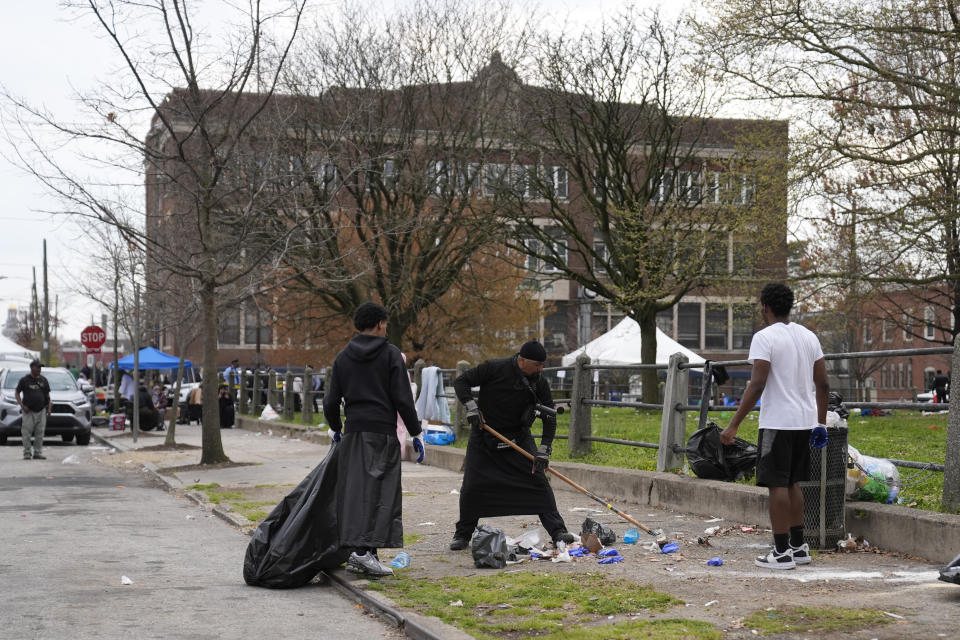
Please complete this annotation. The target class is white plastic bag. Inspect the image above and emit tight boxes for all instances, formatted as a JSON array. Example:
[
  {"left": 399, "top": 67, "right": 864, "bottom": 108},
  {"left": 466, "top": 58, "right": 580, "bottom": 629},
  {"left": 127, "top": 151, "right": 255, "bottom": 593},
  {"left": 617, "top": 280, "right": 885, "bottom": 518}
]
[{"left": 259, "top": 404, "right": 280, "bottom": 421}]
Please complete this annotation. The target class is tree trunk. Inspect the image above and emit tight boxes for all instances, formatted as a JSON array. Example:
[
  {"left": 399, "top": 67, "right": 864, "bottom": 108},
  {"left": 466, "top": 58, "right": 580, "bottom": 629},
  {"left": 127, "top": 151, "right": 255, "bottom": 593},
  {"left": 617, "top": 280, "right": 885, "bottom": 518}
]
[
  {"left": 637, "top": 311, "right": 659, "bottom": 404},
  {"left": 199, "top": 279, "right": 229, "bottom": 464}
]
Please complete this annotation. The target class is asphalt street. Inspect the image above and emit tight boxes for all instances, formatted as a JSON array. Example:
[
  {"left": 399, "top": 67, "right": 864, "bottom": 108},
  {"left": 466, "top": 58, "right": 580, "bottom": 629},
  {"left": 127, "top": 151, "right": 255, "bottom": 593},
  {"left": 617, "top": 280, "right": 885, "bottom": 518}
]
[{"left": 0, "top": 440, "right": 397, "bottom": 640}]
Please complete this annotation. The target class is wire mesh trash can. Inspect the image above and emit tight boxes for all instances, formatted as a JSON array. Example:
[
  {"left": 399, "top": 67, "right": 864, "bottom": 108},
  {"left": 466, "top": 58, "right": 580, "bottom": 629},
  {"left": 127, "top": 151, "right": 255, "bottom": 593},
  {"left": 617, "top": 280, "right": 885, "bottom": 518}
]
[{"left": 799, "top": 424, "right": 848, "bottom": 550}]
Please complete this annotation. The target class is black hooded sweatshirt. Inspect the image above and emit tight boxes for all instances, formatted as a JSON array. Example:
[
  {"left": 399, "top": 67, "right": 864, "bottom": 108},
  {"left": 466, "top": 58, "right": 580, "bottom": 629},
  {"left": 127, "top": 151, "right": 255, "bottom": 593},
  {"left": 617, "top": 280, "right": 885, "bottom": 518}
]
[{"left": 322, "top": 334, "right": 421, "bottom": 437}]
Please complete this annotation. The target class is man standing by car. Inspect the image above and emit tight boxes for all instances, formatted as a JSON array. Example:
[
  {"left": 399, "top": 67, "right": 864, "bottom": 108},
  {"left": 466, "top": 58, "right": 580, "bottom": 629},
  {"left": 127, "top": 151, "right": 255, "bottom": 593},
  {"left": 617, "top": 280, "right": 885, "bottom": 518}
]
[{"left": 16, "top": 360, "right": 52, "bottom": 460}]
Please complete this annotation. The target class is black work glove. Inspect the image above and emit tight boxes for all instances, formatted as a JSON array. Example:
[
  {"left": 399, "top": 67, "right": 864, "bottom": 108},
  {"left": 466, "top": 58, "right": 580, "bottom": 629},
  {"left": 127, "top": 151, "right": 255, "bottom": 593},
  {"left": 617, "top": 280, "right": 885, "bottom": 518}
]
[
  {"left": 465, "top": 400, "right": 483, "bottom": 432},
  {"left": 532, "top": 444, "right": 551, "bottom": 474}
]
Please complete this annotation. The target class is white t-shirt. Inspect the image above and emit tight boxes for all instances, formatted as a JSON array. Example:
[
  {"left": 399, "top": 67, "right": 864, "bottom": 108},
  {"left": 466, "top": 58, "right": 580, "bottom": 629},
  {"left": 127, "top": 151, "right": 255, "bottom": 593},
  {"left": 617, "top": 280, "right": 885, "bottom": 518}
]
[{"left": 748, "top": 321, "right": 824, "bottom": 431}]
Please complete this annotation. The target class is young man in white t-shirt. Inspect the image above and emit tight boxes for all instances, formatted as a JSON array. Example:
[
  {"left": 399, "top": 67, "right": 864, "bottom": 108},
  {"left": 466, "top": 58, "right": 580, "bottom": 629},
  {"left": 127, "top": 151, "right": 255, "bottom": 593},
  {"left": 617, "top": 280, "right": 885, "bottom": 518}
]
[{"left": 721, "top": 283, "right": 830, "bottom": 569}]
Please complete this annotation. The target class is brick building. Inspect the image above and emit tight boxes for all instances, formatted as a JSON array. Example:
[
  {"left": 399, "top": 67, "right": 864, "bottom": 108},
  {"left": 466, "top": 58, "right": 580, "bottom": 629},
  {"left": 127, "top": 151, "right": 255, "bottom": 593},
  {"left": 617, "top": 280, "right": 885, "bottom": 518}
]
[{"left": 145, "top": 56, "right": 788, "bottom": 372}]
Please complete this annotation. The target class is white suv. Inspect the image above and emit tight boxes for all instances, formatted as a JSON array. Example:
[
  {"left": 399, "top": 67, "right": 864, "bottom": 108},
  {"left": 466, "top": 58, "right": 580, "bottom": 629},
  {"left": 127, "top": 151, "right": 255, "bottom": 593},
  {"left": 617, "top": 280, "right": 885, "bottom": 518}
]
[{"left": 0, "top": 366, "right": 93, "bottom": 446}]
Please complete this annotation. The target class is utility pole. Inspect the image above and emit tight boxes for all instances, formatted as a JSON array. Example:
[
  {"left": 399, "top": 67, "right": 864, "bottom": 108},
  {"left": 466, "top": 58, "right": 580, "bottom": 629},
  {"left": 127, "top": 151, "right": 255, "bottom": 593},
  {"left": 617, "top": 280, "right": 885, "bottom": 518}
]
[{"left": 42, "top": 240, "right": 50, "bottom": 364}]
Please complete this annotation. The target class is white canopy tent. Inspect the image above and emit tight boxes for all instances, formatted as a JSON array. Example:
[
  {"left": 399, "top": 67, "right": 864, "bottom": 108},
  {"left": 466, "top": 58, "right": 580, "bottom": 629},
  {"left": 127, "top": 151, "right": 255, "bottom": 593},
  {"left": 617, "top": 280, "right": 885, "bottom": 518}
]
[
  {"left": 0, "top": 334, "right": 40, "bottom": 363},
  {"left": 561, "top": 317, "right": 705, "bottom": 367}
]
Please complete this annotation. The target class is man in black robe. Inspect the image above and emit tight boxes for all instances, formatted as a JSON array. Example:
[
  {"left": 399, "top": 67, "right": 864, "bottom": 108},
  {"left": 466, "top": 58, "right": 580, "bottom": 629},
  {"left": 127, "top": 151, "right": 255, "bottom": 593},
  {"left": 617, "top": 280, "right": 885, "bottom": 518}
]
[
  {"left": 449, "top": 340, "right": 575, "bottom": 551},
  {"left": 323, "top": 302, "right": 424, "bottom": 576}
]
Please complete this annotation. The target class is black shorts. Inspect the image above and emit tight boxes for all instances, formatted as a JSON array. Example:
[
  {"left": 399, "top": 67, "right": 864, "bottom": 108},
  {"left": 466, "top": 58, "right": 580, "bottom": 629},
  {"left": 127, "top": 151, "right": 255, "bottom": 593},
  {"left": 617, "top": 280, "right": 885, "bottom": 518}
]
[{"left": 756, "top": 428, "right": 812, "bottom": 488}]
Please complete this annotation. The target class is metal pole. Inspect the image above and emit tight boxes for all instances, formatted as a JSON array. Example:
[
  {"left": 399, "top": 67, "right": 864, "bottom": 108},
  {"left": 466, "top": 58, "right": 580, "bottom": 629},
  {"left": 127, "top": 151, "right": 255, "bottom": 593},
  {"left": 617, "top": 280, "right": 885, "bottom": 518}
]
[
  {"left": 132, "top": 282, "right": 140, "bottom": 442},
  {"left": 42, "top": 240, "right": 50, "bottom": 364}
]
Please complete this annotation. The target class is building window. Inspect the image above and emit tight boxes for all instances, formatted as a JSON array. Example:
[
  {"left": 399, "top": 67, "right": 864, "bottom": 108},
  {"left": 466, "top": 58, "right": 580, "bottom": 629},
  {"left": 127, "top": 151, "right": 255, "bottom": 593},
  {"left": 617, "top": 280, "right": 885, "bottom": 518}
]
[
  {"left": 593, "top": 232, "right": 609, "bottom": 274},
  {"left": 898, "top": 363, "right": 905, "bottom": 388},
  {"left": 656, "top": 308, "right": 674, "bottom": 338},
  {"left": 650, "top": 170, "right": 673, "bottom": 203},
  {"left": 881, "top": 319, "right": 892, "bottom": 343},
  {"left": 903, "top": 312, "right": 914, "bottom": 341},
  {"left": 732, "top": 242, "right": 756, "bottom": 275},
  {"left": 863, "top": 323, "right": 872, "bottom": 344},
  {"left": 705, "top": 304, "right": 728, "bottom": 350},
  {"left": 218, "top": 307, "right": 241, "bottom": 345},
  {"left": 705, "top": 242, "right": 729, "bottom": 275},
  {"left": 244, "top": 301, "right": 272, "bottom": 346},
  {"left": 512, "top": 163, "right": 539, "bottom": 199},
  {"left": 546, "top": 166, "right": 568, "bottom": 199},
  {"left": 880, "top": 367, "right": 886, "bottom": 388},
  {"left": 924, "top": 306, "right": 936, "bottom": 340},
  {"left": 677, "top": 170, "right": 701, "bottom": 203},
  {"left": 907, "top": 362, "right": 912, "bottom": 388},
  {"left": 484, "top": 162, "right": 508, "bottom": 197},
  {"left": 732, "top": 304, "right": 755, "bottom": 349},
  {"left": 677, "top": 302, "right": 701, "bottom": 349}
]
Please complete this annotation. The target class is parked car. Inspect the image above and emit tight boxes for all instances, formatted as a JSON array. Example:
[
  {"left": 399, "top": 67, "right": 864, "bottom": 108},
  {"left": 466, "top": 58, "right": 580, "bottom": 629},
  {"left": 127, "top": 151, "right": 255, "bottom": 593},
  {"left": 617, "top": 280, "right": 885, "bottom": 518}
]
[{"left": 0, "top": 366, "right": 93, "bottom": 446}]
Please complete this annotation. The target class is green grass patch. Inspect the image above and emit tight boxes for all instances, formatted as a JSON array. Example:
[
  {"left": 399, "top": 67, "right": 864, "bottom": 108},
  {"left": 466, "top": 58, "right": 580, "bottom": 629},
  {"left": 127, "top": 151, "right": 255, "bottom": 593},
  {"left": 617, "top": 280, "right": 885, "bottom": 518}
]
[
  {"left": 231, "top": 500, "right": 276, "bottom": 522},
  {"left": 367, "top": 571, "right": 692, "bottom": 640},
  {"left": 452, "top": 407, "right": 951, "bottom": 512},
  {"left": 186, "top": 483, "right": 277, "bottom": 521},
  {"left": 742, "top": 606, "right": 893, "bottom": 635},
  {"left": 403, "top": 533, "right": 423, "bottom": 546}
]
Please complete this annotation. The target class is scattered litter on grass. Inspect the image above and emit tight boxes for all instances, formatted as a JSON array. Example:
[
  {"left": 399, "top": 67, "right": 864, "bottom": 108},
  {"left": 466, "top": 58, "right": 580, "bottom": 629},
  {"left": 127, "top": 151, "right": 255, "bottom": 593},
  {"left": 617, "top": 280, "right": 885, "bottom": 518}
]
[
  {"left": 551, "top": 551, "right": 571, "bottom": 563},
  {"left": 417, "top": 522, "right": 435, "bottom": 526},
  {"left": 598, "top": 548, "right": 620, "bottom": 557},
  {"left": 740, "top": 526, "right": 755, "bottom": 533},
  {"left": 707, "top": 557, "right": 723, "bottom": 566},
  {"left": 450, "top": 489, "right": 459, "bottom": 495},
  {"left": 186, "top": 515, "right": 195, "bottom": 520},
  {"left": 121, "top": 576, "right": 133, "bottom": 585},
  {"left": 883, "top": 611, "right": 905, "bottom": 620},
  {"left": 123, "top": 460, "right": 133, "bottom": 464},
  {"left": 449, "top": 600, "right": 463, "bottom": 607},
  {"left": 598, "top": 555, "right": 624, "bottom": 564},
  {"left": 644, "top": 541, "right": 660, "bottom": 552}
]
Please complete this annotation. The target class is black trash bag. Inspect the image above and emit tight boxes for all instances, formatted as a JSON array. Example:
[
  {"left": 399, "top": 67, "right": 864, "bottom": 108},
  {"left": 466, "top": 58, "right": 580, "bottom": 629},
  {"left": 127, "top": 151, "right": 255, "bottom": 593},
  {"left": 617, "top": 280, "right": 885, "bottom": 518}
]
[
  {"left": 828, "top": 391, "right": 850, "bottom": 420},
  {"left": 581, "top": 517, "right": 617, "bottom": 546},
  {"left": 243, "top": 443, "right": 350, "bottom": 588},
  {"left": 471, "top": 524, "right": 508, "bottom": 569},
  {"left": 940, "top": 552, "right": 960, "bottom": 585},
  {"left": 686, "top": 422, "right": 758, "bottom": 482}
]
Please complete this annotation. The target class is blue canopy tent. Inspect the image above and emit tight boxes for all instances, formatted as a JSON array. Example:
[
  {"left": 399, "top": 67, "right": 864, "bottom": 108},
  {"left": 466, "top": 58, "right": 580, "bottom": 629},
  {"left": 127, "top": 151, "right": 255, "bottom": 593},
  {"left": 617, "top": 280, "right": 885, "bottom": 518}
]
[{"left": 110, "top": 347, "right": 193, "bottom": 370}]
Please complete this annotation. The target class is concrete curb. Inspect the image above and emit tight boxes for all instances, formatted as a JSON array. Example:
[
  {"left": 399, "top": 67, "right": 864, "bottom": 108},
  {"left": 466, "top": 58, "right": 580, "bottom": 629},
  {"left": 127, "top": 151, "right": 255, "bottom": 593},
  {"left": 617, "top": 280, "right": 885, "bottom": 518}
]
[{"left": 233, "top": 416, "right": 960, "bottom": 564}]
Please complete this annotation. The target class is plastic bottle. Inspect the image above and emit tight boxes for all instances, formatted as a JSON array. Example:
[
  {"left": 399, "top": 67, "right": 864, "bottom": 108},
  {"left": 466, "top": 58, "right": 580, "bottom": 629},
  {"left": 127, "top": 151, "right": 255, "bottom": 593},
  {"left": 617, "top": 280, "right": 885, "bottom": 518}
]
[
  {"left": 390, "top": 551, "right": 411, "bottom": 569},
  {"left": 623, "top": 528, "right": 639, "bottom": 544}
]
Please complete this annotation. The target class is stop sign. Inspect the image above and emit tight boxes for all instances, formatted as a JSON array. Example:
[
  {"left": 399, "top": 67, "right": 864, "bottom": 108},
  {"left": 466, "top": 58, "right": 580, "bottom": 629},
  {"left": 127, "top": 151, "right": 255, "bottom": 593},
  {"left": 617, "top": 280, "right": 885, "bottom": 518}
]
[{"left": 81, "top": 325, "right": 107, "bottom": 351}]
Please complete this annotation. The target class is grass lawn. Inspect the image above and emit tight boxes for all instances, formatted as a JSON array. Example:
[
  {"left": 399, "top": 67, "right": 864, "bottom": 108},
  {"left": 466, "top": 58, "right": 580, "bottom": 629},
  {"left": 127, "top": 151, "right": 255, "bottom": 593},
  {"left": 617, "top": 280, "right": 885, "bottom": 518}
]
[{"left": 450, "top": 407, "right": 950, "bottom": 513}]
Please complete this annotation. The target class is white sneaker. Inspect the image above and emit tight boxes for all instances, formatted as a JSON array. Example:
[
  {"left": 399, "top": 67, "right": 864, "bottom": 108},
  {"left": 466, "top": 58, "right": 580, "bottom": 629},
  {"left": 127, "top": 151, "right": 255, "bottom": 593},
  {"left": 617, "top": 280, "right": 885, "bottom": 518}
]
[
  {"left": 346, "top": 552, "right": 394, "bottom": 577},
  {"left": 790, "top": 543, "right": 811, "bottom": 565},
  {"left": 755, "top": 547, "right": 796, "bottom": 570}
]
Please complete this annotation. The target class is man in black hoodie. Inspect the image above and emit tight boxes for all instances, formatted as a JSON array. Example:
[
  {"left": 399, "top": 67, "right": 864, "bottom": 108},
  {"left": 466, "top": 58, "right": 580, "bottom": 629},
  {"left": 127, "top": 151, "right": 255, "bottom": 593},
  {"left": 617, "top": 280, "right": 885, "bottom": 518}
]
[{"left": 323, "top": 302, "right": 424, "bottom": 577}]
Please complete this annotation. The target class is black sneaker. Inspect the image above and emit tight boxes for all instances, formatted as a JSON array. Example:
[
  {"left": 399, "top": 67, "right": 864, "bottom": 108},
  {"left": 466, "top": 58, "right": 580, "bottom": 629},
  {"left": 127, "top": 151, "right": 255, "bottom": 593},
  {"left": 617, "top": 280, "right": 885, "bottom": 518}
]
[
  {"left": 755, "top": 547, "right": 796, "bottom": 570},
  {"left": 553, "top": 531, "right": 576, "bottom": 545},
  {"left": 449, "top": 537, "right": 469, "bottom": 551},
  {"left": 790, "top": 543, "right": 811, "bottom": 565},
  {"left": 32, "top": 454, "right": 46, "bottom": 460}
]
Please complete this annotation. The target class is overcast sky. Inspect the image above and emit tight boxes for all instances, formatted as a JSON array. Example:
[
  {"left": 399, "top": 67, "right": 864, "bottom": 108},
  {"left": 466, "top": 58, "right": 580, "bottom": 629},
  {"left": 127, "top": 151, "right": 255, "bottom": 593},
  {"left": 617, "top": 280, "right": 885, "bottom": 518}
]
[{"left": 0, "top": 0, "right": 684, "bottom": 348}]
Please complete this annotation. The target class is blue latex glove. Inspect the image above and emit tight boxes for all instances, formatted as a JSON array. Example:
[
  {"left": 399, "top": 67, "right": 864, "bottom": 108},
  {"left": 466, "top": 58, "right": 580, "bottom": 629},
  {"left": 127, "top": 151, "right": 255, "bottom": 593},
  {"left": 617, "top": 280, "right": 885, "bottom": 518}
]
[
  {"left": 810, "top": 425, "right": 828, "bottom": 450},
  {"left": 332, "top": 430, "right": 341, "bottom": 443},
  {"left": 412, "top": 434, "right": 425, "bottom": 463}
]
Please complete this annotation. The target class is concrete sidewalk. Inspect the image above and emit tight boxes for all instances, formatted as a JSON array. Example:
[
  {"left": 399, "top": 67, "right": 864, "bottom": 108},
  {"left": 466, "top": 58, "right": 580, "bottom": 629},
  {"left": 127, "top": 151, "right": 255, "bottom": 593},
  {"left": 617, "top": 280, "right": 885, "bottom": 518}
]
[{"left": 92, "top": 423, "right": 960, "bottom": 639}]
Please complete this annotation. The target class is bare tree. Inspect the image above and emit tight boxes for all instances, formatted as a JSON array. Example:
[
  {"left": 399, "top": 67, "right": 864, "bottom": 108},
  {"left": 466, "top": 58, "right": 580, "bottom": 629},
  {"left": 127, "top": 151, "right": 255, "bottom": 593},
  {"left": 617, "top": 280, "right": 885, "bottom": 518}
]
[
  {"left": 274, "top": 0, "right": 540, "bottom": 356},
  {"left": 1, "top": 0, "right": 307, "bottom": 464},
  {"left": 495, "top": 9, "right": 787, "bottom": 401}
]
